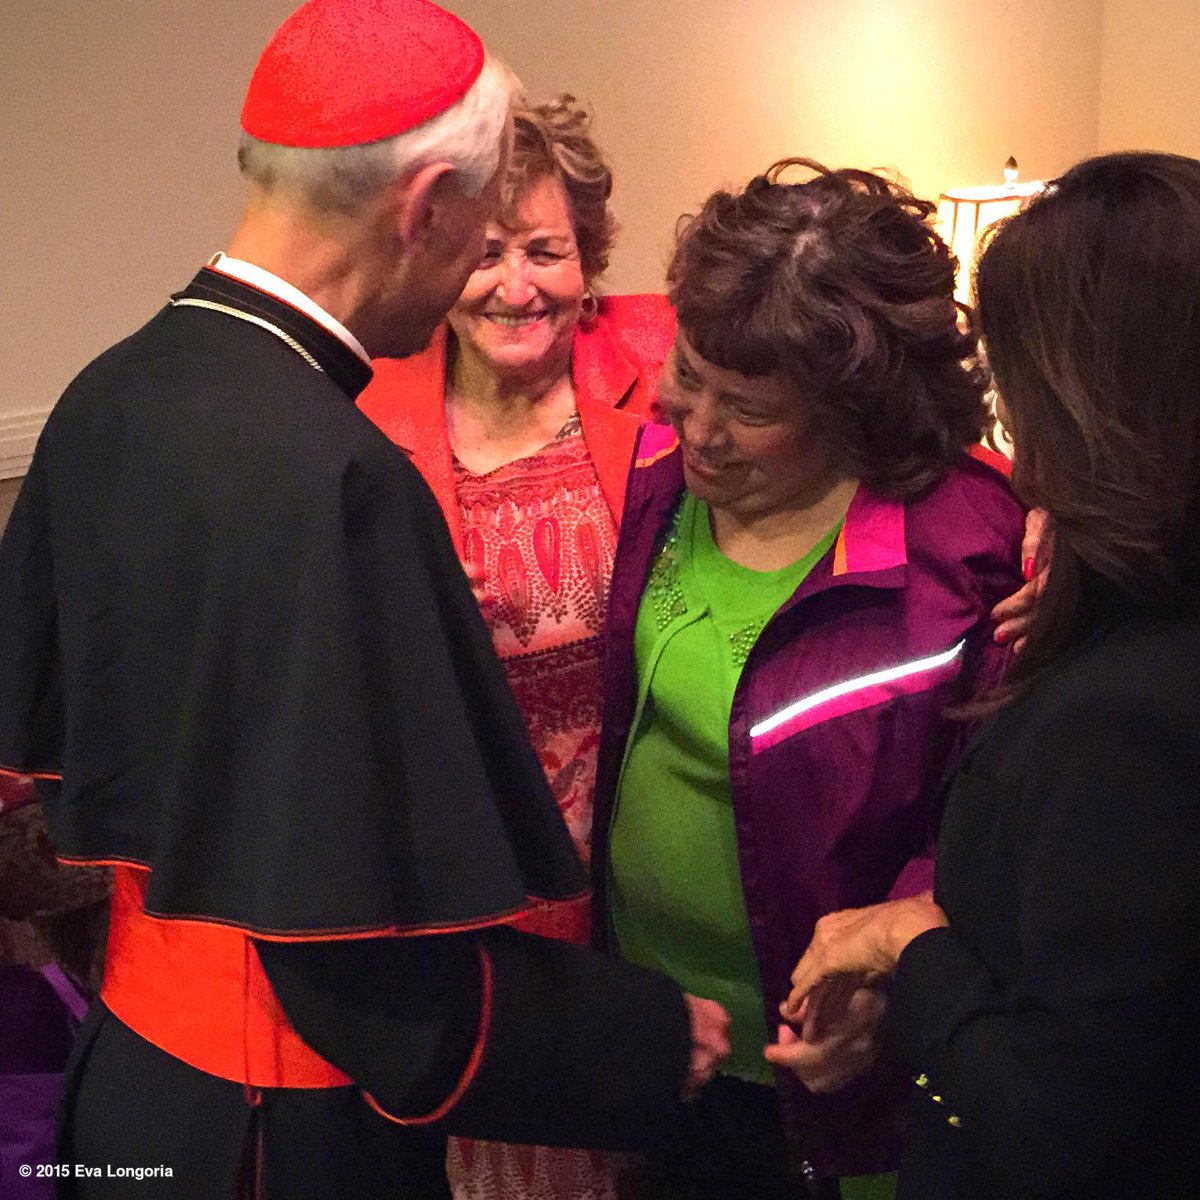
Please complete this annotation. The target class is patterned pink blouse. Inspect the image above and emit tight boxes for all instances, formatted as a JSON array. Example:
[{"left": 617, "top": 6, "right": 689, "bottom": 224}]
[
  {"left": 456, "top": 416, "right": 614, "bottom": 877},
  {"left": 448, "top": 418, "right": 643, "bottom": 1200}
]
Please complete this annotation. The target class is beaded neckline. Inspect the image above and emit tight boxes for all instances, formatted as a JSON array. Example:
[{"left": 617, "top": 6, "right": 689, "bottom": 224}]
[{"left": 644, "top": 500, "right": 773, "bottom": 667}]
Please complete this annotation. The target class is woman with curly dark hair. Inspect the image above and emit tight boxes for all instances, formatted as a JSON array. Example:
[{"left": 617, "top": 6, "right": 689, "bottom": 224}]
[
  {"left": 590, "top": 161, "right": 1025, "bottom": 1198},
  {"left": 780, "top": 152, "right": 1200, "bottom": 1200}
]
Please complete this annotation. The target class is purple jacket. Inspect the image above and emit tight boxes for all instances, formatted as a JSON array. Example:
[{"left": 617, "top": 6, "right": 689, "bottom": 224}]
[{"left": 592, "top": 424, "right": 1024, "bottom": 1179}]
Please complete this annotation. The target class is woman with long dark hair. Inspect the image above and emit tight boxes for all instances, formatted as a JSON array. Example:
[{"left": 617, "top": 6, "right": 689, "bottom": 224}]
[{"left": 775, "top": 151, "right": 1200, "bottom": 1199}]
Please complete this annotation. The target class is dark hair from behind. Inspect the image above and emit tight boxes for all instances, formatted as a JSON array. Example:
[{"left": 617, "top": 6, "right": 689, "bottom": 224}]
[
  {"left": 667, "top": 159, "right": 990, "bottom": 497},
  {"left": 976, "top": 150, "right": 1200, "bottom": 702}
]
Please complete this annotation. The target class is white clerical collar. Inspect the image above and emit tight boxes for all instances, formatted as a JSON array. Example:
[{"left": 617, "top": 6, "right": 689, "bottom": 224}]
[{"left": 207, "top": 252, "right": 371, "bottom": 367}]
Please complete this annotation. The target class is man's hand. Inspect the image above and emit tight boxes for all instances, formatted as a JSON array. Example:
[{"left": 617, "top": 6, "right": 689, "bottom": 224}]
[
  {"left": 764, "top": 980, "right": 886, "bottom": 1093},
  {"left": 991, "top": 508, "right": 1050, "bottom": 651},
  {"left": 682, "top": 994, "right": 730, "bottom": 1100}
]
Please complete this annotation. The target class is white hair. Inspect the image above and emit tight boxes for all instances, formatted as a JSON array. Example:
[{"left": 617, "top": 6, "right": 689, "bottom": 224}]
[{"left": 238, "top": 54, "right": 519, "bottom": 214}]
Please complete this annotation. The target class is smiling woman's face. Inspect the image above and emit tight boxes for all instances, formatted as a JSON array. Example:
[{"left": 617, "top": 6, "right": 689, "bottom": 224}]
[
  {"left": 447, "top": 173, "right": 587, "bottom": 384},
  {"left": 660, "top": 330, "right": 843, "bottom": 521}
]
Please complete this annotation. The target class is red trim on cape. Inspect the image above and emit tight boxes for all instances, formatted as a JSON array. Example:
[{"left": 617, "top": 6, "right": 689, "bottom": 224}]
[
  {"left": 59, "top": 857, "right": 584, "bottom": 941},
  {"left": 362, "top": 945, "right": 494, "bottom": 1125},
  {"left": 1, "top": 763, "right": 62, "bottom": 781}
]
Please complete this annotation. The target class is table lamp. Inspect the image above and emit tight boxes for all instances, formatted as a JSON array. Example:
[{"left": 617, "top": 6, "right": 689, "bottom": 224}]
[{"left": 938, "top": 158, "right": 1043, "bottom": 301}]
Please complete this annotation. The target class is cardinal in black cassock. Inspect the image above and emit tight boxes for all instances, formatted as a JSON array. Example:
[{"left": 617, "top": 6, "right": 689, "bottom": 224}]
[{"left": 0, "top": 3, "right": 727, "bottom": 1196}]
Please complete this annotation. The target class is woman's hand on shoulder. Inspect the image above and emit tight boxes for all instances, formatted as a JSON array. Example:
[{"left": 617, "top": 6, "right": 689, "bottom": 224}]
[{"left": 991, "top": 508, "right": 1051, "bottom": 651}]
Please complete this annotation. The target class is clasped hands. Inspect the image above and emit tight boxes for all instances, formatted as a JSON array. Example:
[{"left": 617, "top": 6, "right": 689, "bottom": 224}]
[{"left": 765, "top": 894, "right": 948, "bottom": 1092}]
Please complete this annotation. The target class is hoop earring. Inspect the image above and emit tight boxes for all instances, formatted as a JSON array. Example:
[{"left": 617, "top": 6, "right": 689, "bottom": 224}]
[{"left": 579, "top": 293, "right": 598, "bottom": 323}]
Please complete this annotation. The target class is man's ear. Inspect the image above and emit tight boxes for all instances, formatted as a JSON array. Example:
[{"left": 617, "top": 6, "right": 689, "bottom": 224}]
[{"left": 391, "top": 160, "right": 459, "bottom": 249}]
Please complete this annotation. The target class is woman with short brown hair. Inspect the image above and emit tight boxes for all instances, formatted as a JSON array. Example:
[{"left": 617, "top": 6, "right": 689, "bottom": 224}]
[
  {"left": 669, "top": 158, "right": 989, "bottom": 498},
  {"left": 592, "top": 160, "right": 1024, "bottom": 1198}
]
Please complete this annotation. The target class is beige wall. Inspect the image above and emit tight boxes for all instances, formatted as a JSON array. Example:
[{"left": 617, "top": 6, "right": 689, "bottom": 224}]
[
  {"left": 1099, "top": 0, "right": 1200, "bottom": 155},
  {"left": 0, "top": 0, "right": 297, "bottom": 476},
  {"left": 446, "top": 0, "right": 1102, "bottom": 295},
  {"left": 3, "top": 0, "right": 1190, "bottom": 480},
  {"left": 0, "top": 478, "right": 20, "bottom": 536}
]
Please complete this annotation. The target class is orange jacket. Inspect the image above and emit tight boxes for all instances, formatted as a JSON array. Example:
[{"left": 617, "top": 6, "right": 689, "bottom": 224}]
[{"left": 358, "top": 294, "right": 676, "bottom": 550}]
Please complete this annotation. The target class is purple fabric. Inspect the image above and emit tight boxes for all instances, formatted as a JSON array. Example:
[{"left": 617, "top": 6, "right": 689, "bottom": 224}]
[
  {"left": 749, "top": 641, "right": 967, "bottom": 750},
  {"left": 39, "top": 964, "right": 89, "bottom": 1023},
  {"left": 1, "top": 1072, "right": 63, "bottom": 1199},
  {"left": 593, "top": 427, "right": 1025, "bottom": 1178},
  {"left": 1, "top": 965, "right": 90, "bottom": 1199}
]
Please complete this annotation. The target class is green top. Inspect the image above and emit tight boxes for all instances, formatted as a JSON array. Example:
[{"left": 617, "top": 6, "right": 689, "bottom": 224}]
[{"left": 610, "top": 492, "right": 838, "bottom": 1082}]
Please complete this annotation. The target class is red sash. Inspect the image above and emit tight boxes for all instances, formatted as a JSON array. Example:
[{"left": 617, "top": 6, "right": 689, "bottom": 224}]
[{"left": 101, "top": 866, "right": 351, "bottom": 1089}]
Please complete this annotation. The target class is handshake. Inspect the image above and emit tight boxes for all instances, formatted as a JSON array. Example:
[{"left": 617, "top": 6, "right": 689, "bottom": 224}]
[
  {"left": 682, "top": 978, "right": 885, "bottom": 1102},
  {"left": 679, "top": 894, "right": 953, "bottom": 1105}
]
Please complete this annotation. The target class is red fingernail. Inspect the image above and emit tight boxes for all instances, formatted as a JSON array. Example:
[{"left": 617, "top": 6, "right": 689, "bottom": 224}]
[{"left": 1022, "top": 557, "right": 1036, "bottom": 582}]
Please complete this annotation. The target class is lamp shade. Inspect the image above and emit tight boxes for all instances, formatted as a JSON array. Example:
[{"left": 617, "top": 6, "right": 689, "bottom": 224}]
[{"left": 937, "top": 182, "right": 1043, "bottom": 301}]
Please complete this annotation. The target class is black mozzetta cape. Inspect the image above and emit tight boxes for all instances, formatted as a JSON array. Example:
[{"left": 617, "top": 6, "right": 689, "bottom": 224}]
[
  {"left": 5, "top": 272, "right": 694, "bottom": 1194},
  {"left": 0, "top": 267, "right": 587, "bottom": 935}
]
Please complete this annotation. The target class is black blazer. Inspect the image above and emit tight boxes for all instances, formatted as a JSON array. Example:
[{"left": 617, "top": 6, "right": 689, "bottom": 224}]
[{"left": 892, "top": 614, "right": 1200, "bottom": 1200}]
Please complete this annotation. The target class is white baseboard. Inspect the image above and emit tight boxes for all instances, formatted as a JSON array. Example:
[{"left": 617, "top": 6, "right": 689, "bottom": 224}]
[{"left": 0, "top": 409, "right": 50, "bottom": 480}]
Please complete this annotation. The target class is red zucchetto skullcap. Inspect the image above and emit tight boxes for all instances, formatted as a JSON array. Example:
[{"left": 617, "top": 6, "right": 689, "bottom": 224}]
[{"left": 241, "top": 0, "right": 484, "bottom": 149}]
